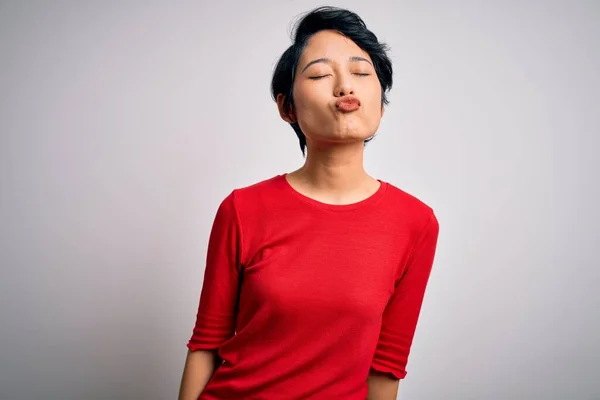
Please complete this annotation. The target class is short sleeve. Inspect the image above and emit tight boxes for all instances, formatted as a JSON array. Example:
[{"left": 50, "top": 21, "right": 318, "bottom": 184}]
[
  {"left": 370, "top": 211, "right": 440, "bottom": 379},
  {"left": 187, "top": 191, "right": 243, "bottom": 351}
]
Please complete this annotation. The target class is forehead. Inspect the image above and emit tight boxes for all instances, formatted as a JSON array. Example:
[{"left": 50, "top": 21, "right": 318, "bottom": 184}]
[{"left": 299, "top": 30, "right": 372, "bottom": 64}]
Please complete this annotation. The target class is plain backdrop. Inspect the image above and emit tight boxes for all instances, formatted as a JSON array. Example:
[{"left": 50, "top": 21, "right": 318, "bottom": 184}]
[{"left": 1, "top": 1, "right": 599, "bottom": 399}]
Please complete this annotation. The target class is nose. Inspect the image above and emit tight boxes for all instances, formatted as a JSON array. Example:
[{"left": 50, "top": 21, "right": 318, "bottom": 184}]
[{"left": 334, "top": 74, "right": 354, "bottom": 97}]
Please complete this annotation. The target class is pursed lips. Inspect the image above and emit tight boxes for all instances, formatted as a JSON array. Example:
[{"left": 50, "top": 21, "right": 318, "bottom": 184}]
[{"left": 335, "top": 96, "right": 361, "bottom": 112}]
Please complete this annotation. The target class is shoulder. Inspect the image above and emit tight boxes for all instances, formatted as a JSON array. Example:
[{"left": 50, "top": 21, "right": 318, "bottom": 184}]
[
  {"left": 215, "top": 175, "right": 286, "bottom": 226},
  {"left": 381, "top": 181, "right": 438, "bottom": 237},
  {"left": 215, "top": 174, "right": 282, "bottom": 210},
  {"left": 229, "top": 174, "right": 284, "bottom": 206},
  {"left": 383, "top": 181, "right": 434, "bottom": 215}
]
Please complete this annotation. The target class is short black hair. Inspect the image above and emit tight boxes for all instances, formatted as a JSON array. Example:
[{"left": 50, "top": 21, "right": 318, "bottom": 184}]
[{"left": 271, "top": 6, "right": 393, "bottom": 156}]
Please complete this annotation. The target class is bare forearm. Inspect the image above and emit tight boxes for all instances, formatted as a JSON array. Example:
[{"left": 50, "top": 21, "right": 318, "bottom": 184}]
[
  {"left": 366, "top": 371, "right": 400, "bottom": 400},
  {"left": 178, "top": 350, "right": 220, "bottom": 400}
]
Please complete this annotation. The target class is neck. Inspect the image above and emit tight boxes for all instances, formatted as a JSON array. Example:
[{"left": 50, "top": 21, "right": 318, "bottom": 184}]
[{"left": 294, "top": 141, "right": 373, "bottom": 193}]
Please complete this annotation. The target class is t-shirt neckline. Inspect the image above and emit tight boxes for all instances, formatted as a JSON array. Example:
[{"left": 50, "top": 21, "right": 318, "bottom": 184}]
[{"left": 277, "top": 173, "right": 388, "bottom": 211}]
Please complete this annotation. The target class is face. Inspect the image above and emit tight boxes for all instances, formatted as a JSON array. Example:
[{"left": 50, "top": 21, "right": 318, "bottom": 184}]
[{"left": 278, "top": 30, "right": 384, "bottom": 147}]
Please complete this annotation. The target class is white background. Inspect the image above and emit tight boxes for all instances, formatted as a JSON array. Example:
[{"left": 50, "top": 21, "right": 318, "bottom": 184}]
[{"left": 1, "top": 1, "right": 598, "bottom": 399}]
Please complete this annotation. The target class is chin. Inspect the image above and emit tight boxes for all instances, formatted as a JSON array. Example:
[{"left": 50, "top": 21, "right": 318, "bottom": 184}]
[
  {"left": 302, "top": 120, "right": 378, "bottom": 145},
  {"left": 320, "top": 131, "right": 374, "bottom": 146},
  {"left": 333, "top": 125, "right": 376, "bottom": 142}
]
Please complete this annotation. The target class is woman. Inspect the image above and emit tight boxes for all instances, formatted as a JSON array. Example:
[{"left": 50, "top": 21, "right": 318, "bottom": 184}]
[{"left": 179, "top": 6, "right": 439, "bottom": 400}]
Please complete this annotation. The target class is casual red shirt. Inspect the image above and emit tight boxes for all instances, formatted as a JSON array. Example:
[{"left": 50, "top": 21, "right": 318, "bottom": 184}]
[{"left": 187, "top": 174, "right": 439, "bottom": 399}]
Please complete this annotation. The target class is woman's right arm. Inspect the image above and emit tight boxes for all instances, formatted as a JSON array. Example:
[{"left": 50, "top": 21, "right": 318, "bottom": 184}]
[
  {"left": 179, "top": 192, "right": 244, "bottom": 399},
  {"left": 178, "top": 349, "right": 220, "bottom": 400}
]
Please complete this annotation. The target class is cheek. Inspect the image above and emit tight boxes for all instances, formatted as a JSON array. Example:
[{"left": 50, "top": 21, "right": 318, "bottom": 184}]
[
  {"left": 293, "top": 86, "right": 329, "bottom": 117},
  {"left": 363, "top": 90, "right": 382, "bottom": 115},
  {"left": 368, "top": 82, "right": 383, "bottom": 106},
  {"left": 366, "top": 86, "right": 383, "bottom": 117}
]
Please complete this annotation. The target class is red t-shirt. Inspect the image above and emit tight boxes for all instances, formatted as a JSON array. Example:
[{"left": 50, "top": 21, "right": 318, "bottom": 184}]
[{"left": 187, "top": 174, "right": 439, "bottom": 399}]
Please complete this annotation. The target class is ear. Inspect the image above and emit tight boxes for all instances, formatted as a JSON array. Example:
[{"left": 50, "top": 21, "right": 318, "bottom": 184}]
[
  {"left": 276, "top": 94, "right": 297, "bottom": 124},
  {"left": 381, "top": 104, "right": 385, "bottom": 118}
]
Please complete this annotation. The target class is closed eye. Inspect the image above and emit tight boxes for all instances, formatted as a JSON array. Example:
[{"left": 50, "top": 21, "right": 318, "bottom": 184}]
[{"left": 310, "top": 73, "right": 369, "bottom": 80}]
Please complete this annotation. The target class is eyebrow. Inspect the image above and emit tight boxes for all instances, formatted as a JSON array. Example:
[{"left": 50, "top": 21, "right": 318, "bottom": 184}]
[{"left": 300, "top": 56, "right": 372, "bottom": 74}]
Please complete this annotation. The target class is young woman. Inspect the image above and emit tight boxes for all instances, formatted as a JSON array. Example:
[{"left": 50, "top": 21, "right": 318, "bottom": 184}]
[{"left": 179, "top": 6, "right": 439, "bottom": 400}]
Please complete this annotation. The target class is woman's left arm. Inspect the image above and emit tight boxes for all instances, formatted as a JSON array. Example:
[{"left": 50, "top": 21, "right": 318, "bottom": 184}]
[
  {"left": 368, "top": 211, "right": 440, "bottom": 398},
  {"left": 366, "top": 371, "right": 400, "bottom": 399}
]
